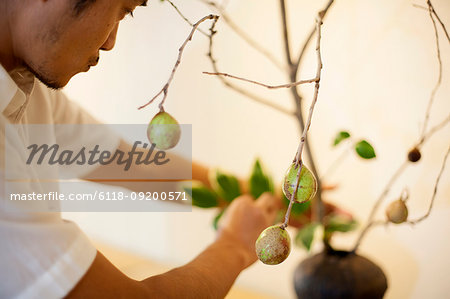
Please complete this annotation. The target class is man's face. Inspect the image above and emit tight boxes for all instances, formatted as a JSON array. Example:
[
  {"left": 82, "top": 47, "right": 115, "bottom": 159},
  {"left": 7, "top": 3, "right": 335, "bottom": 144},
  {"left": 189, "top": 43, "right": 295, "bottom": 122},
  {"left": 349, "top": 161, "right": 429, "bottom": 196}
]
[{"left": 17, "top": 0, "right": 145, "bottom": 89}]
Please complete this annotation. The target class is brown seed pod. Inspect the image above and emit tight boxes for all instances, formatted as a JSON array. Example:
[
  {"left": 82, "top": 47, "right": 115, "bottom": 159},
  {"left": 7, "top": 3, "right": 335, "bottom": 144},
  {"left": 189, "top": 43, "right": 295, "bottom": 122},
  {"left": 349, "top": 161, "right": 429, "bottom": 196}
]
[
  {"left": 408, "top": 147, "right": 421, "bottom": 163},
  {"left": 386, "top": 199, "right": 408, "bottom": 224}
]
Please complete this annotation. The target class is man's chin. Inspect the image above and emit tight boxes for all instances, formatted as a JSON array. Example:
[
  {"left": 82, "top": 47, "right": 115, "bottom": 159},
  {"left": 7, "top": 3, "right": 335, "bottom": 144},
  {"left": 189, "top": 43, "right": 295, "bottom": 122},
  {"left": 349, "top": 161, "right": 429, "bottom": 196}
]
[
  {"left": 39, "top": 78, "right": 67, "bottom": 90},
  {"left": 24, "top": 64, "right": 70, "bottom": 90},
  {"left": 35, "top": 74, "right": 69, "bottom": 90}
]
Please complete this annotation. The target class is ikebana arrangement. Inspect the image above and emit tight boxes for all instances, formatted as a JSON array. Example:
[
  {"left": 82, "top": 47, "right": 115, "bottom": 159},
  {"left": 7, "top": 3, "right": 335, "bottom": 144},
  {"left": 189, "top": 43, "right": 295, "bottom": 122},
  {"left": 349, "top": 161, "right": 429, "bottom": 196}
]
[{"left": 138, "top": 1, "right": 449, "bottom": 298}]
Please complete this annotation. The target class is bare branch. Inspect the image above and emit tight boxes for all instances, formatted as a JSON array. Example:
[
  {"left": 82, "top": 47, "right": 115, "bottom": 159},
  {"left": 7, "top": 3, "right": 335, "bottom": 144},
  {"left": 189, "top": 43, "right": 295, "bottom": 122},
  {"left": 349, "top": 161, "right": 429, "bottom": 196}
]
[
  {"left": 352, "top": 160, "right": 409, "bottom": 251},
  {"left": 412, "top": 3, "right": 428, "bottom": 10},
  {"left": 166, "top": 0, "right": 209, "bottom": 37},
  {"left": 199, "top": 0, "right": 287, "bottom": 71},
  {"left": 408, "top": 146, "right": 450, "bottom": 224},
  {"left": 428, "top": 0, "right": 450, "bottom": 43},
  {"left": 353, "top": 116, "right": 449, "bottom": 251},
  {"left": 280, "top": 0, "right": 293, "bottom": 68},
  {"left": 138, "top": 14, "right": 219, "bottom": 111},
  {"left": 281, "top": 0, "right": 335, "bottom": 234},
  {"left": 203, "top": 71, "right": 318, "bottom": 89},
  {"left": 417, "top": 114, "right": 450, "bottom": 147},
  {"left": 319, "top": 140, "right": 353, "bottom": 181},
  {"left": 353, "top": 1, "right": 450, "bottom": 251},
  {"left": 293, "top": 0, "right": 334, "bottom": 72},
  {"left": 282, "top": 15, "right": 324, "bottom": 229},
  {"left": 206, "top": 11, "right": 294, "bottom": 116},
  {"left": 353, "top": 115, "right": 449, "bottom": 251},
  {"left": 214, "top": 76, "right": 295, "bottom": 115},
  {"left": 294, "top": 26, "right": 316, "bottom": 72},
  {"left": 419, "top": 1, "right": 443, "bottom": 138},
  {"left": 366, "top": 220, "right": 390, "bottom": 232},
  {"left": 413, "top": 1, "right": 450, "bottom": 43}
]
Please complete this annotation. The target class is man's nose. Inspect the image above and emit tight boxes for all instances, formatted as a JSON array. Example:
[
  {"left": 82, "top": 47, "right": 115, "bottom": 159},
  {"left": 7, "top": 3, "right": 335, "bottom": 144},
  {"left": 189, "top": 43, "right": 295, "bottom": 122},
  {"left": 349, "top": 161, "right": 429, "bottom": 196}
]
[{"left": 100, "top": 24, "right": 119, "bottom": 51}]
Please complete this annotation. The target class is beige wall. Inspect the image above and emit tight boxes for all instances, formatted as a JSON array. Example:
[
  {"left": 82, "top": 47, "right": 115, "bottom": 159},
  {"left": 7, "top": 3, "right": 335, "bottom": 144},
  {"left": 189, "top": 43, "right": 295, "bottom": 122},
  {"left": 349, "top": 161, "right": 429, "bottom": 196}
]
[{"left": 63, "top": 0, "right": 450, "bottom": 298}]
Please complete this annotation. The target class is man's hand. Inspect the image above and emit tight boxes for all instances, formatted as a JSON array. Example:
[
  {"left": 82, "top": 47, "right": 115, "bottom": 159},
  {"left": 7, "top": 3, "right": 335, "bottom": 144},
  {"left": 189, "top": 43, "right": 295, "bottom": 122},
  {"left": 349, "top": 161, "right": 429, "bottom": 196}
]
[
  {"left": 66, "top": 192, "right": 281, "bottom": 299},
  {"left": 217, "top": 192, "right": 280, "bottom": 268}
]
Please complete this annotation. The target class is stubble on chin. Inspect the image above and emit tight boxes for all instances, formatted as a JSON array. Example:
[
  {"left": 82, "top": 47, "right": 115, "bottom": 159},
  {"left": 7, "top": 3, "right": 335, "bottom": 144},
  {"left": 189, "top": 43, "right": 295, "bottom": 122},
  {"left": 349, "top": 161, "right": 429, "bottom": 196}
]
[{"left": 23, "top": 62, "right": 65, "bottom": 90}]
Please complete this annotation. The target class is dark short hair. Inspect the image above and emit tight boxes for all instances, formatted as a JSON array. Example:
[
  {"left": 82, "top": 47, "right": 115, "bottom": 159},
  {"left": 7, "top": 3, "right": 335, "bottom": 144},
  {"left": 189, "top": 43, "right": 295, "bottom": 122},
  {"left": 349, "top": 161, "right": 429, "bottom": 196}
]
[{"left": 73, "top": 0, "right": 96, "bottom": 16}]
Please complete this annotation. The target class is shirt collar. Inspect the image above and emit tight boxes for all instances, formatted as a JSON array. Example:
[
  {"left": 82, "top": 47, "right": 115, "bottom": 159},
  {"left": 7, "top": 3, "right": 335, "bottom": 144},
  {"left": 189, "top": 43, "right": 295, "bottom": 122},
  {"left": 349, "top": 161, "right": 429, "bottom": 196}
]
[
  {"left": 0, "top": 63, "right": 36, "bottom": 120},
  {"left": 0, "top": 63, "right": 19, "bottom": 113}
]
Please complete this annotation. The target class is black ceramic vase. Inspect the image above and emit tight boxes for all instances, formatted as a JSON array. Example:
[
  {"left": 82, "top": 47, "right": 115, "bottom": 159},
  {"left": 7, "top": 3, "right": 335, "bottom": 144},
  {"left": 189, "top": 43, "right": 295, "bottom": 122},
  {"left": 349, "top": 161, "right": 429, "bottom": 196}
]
[{"left": 293, "top": 249, "right": 388, "bottom": 299}]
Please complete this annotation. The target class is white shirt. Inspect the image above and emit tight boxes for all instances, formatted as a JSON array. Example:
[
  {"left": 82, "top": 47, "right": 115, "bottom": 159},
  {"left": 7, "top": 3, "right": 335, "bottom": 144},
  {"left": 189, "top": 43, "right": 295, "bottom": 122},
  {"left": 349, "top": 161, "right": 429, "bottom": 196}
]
[{"left": 0, "top": 64, "right": 119, "bottom": 298}]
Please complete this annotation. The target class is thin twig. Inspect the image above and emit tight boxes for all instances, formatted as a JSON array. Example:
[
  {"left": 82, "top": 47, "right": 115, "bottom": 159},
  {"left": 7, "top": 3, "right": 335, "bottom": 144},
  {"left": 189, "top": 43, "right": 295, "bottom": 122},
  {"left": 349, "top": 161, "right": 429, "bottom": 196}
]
[
  {"left": 284, "top": 0, "right": 335, "bottom": 235},
  {"left": 353, "top": 1, "right": 450, "bottom": 251},
  {"left": 282, "top": 15, "right": 324, "bottom": 229},
  {"left": 428, "top": 0, "right": 450, "bottom": 43},
  {"left": 412, "top": 4, "right": 428, "bottom": 10},
  {"left": 417, "top": 114, "right": 450, "bottom": 147},
  {"left": 419, "top": 1, "right": 443, "bottom": 138},
  {"left": 408, "top": 146, "right": 450, "bottom": 224},
  {"left": 353, "top": 114, "right": 449, "bottom": 251},
  {"left": 294, "top": 27, "right": 316, "bottom": 74},
  {"left": 199, "top": 0, "right": 287, "bottom": 71},
  {"left": 366, "top": 220, "right": 389, "bottom": 232},
  {"left": 206, "top": 11, "right": 294, "bottom": 116},
  {"left": 203, "top": 72, "right": 318, "bottom": 89},
  {"left": 293, "top": 0, "right": 334, "bottom": 73},
  {"left": 166, "top": 0, "right": 209, "bottom": 37},
  {"left": 277, "top": 0, "right": 320, "bottom": 231},
  {"left": 214, "top": 78, "right": 295, "bottom": 115},
  {"left": 138, "top": 14, "right": 219, "bottom": 110},
  {"left": 352, "top": 160, "right": 409, "bottom": 251},
  {"left": 413, "top": 2, "right": 450, "bottom": 43},
  {"left": 280, "top": 0, "right": 293, "bottom": 69},
  {"left": 319, "top": 140, "right": 353, "bottom": 181}
]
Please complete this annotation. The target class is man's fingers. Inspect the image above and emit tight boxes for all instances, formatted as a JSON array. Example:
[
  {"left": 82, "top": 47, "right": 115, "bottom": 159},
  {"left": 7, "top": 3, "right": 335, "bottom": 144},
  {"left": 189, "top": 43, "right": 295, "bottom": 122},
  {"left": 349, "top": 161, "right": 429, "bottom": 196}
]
[
  {"left": 255, "top": 192, "right": 279, "bottom": 215},
  {"left": 232, "top": 194, "right": 254, "bottom": 205}
]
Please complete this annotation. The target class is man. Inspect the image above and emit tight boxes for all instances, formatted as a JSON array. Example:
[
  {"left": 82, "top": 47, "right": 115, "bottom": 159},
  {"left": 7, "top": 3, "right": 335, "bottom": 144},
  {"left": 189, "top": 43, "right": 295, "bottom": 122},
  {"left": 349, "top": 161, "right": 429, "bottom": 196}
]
[{"left": 0, "top": 0, "right": 280, "bottom": 298}]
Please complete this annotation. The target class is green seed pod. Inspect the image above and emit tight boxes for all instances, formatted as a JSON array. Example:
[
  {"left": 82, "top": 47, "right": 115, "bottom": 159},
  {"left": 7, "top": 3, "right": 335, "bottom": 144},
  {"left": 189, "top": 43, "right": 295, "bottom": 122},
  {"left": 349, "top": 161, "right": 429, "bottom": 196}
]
[
  {"left": 147, "top": 111, "right": 181, "bottom": 150},
  {"left": 386, "top": 199, "right": 408, "bottom": 224},
  {"left": 283, "top": 163, "right": 317, "bottom": 203},
  {"left": 256, "top": 225, "right": 291, "bottom": 265}
]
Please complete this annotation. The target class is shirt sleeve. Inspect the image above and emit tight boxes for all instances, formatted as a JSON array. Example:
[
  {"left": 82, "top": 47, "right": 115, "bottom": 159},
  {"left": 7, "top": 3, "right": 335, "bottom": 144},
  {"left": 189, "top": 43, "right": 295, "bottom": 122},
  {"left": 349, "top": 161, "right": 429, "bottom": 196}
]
[
  {"left": 0, "top": 211, "right": 98, "bottom": 299},
  {"left": 0, "top": 112, "right": 97, "bottom": 299}
]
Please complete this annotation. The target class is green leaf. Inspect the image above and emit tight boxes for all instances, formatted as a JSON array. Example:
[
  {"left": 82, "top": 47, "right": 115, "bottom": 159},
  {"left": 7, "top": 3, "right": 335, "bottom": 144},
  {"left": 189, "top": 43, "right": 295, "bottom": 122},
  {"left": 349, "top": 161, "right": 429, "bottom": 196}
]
[
  {"left": 355, "top": 140, "right": 376, "bottom": 159},
  {"left": 333, "top": 131, "right": 351, "bottom": 146},
  {"left": 325, "top": 214, "right": 358, "bottom": 233},
  {"left": 183, "top": 183, "right": 218, "bottom": 208},
  {"left": 249, "top": 159, "right": 274, "bottom": 198},
  {"left": 214, "top": 171, "right": 241, "bottom": 202},
  {"left": 295, "top": 222, "right": 320, "bottom": 251},
  {"left": 212, "top": 209, "right": 225, "bottom": 230},
  {"left": 282, "top": 192, "right": 311, "bottom": 215}
]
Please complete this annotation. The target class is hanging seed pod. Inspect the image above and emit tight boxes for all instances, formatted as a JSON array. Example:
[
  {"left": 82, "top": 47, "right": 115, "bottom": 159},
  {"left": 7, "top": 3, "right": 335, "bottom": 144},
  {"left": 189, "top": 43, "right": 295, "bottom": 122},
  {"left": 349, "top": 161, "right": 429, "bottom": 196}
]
[
  {"left": 407, "top": 147, "right": 421, "bottom": 163},
  {"left": 386, "top": 199, "right": 408, "bottom": 224},
  {"left": 256, "top": 225, "right": 291, "bottom": 265},
  {"left": 283, "top": 163, "right": 317, "bottom": 203},
  {"left": 147, "top": 111, "right": 181, "bottom": 150}
]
